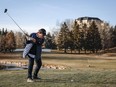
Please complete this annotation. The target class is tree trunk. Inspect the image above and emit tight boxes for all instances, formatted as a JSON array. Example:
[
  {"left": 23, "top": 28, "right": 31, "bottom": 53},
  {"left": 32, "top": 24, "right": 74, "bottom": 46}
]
[
  {"left": 78, "top": 49, "right": 80, "bottom": 54},
  {"left": 70, "top": 49, "right": 72, "bottom": 53},
  {"left": 92, "top": 49, "right": 95, "bottom": 53},
  {"left": 84, "top": 49, "right": 86, "bottom": 54},
  {"left": 64, "top": 48, "right": 67, "bottom": 53}
]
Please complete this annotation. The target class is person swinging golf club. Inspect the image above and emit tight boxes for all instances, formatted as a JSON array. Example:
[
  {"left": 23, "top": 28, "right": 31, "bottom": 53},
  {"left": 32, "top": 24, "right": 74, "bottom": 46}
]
[
  {"left": 23, "top": 28, "right": 46, "bottom": 82},
  {"left": 4, "top": 9, "right": 46, "bottom": 82}
]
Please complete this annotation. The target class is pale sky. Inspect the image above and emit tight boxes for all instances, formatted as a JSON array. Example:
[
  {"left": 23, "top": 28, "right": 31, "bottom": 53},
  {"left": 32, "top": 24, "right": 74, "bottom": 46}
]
[{"left": 0, "top": 0, "right": 116, "bottom": 34}]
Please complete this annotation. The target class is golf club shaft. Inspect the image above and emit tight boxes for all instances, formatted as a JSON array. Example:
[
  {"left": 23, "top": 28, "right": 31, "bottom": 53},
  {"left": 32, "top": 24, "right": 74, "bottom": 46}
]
[{"left": 6, "top": 12, "right": 28, "bottom": 36}]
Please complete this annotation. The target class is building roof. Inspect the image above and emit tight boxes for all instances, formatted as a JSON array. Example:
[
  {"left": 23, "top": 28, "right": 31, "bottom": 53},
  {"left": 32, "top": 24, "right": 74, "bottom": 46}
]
[{"left": 77, "top": 17, "right": 103, "bottom": 22}]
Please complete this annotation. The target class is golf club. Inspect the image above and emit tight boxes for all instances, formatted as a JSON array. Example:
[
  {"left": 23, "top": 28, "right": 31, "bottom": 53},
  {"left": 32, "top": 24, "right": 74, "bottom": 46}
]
[
  {"left": 4, "top": 9, "right": 46, "bottom": 41},
  {"left": 4, "top": 9, "right": 29, "bottom": 37}
]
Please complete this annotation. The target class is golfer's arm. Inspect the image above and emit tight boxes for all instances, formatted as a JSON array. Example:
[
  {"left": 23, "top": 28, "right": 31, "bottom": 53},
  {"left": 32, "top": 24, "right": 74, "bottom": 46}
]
[
  {"left": 36, "top": 39, "right": 44, "bottom": 45},
  {"left": 26, "top": 34, "right": 35, "bottom": 43}
]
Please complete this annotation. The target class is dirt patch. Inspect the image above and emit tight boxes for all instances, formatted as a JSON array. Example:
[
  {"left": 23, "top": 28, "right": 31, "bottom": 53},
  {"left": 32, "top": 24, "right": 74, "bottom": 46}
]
[
  {"left": 43, "top": 64, "right": 66, "bottom": 70},
  {"left": 0, "top": 60, "right": 66, "bottom": 70},
  {"left": 0, "top": 52, "right": 116, "bottom": 70}
]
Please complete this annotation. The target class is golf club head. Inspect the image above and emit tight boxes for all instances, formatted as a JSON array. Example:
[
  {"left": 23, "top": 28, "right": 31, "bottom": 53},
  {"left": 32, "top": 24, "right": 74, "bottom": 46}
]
[{"left": 4, "top": 9, "right": 7, "bottom": 13}]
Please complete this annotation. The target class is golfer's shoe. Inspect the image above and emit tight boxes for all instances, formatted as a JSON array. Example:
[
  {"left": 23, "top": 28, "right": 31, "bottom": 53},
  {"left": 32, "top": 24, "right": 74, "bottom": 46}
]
[
  {"left": 33, "top": 76, "right": 41, "bottom": 80},
  {"left": 27, "top": 78, "right": 34, "bottom": 82}
]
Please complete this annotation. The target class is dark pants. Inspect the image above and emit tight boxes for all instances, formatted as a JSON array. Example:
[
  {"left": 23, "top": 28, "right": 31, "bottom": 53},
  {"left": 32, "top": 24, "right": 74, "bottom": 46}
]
[{"left": 27, "top": 56, "right": 42, "bottom": 79}]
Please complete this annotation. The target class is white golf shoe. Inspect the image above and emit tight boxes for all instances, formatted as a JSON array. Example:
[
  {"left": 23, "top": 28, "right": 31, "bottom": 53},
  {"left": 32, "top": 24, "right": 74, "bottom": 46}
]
[{"left": 27, "top": 78, "right": 34, "bottom": 82}]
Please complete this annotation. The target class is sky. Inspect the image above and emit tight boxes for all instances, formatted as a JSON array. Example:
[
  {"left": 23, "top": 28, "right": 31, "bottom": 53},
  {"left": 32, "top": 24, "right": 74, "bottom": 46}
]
[{"left": 0, "top": 0, "right": 116, "bottom": 34}]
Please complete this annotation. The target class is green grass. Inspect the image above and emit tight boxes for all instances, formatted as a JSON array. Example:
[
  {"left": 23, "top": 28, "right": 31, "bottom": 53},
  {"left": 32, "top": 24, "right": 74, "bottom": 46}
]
[
  {"left": 0, "top": 52, "right": 116, "bottom": 87},
  {"left": 0, "top": 68, "right": 116, "bottom": 87}
]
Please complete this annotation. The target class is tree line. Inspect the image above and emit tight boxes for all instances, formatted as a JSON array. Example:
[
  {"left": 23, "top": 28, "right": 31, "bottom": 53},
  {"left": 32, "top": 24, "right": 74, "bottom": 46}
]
[
  {"left": 0, "top": 19, "right": 116, "bottom": 54},
  {"left": 53, "top": 20, "right": 116, "bottom": 53},
  {"left": 0, "top": 28, "right": 25, "bottom": 52},
  {"left": 0, "top": 28, "right": 56, "bottom": 53}
]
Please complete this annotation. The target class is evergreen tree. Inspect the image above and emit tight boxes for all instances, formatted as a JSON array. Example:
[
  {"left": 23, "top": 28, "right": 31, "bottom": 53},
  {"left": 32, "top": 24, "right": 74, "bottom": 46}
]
[
  {"left": 82, "top": 23, "right": 88, "bottom": 53},
  {"left": 86, "top": 21, "right": 102, "bottom": 53},
  {"left": 45, "top": 32, "right": 52, "bottom": 49},
  {"left": 100, "top": 23, "right": 111, "bottom": 50},
  {"left": 112, "top": 26, "right": 116, "bottom": 47},
  {"left": 0, "top": 28, "right": 6, "bottom": 52},
  {"left": 45, "top": 32, "right": 57, "bottom": 49},
  {"left": 72, "top": 20, "right": 81, "bottom": 53},
  {"left": 0, "top": 35, "right": 6, "bottom": 52},
  {"left": 57, "top": 22, "right": 70, "bottom": 53},
  {"left": 57, "top": 32, "right": 62, "bottom": 50},
  {"left": 1, "top": 28, "right": 5, "bottom": 35},
  {"left": 68, "top": 30, "right": 75, "bottom": 53},
  {"left": 79, "top": 29, "right": 85, "bottom": 52},
  {"left": 0, "top": 29, "right": 1, "bottom": 35},
  {"left": 5, "top": 31, "right": 16, "bottom": 52},
  {"left": 4, "top": 29, "right": 8, "bottom": 35},
  {"left": 0, "top": 29, "right": 1, "bottom": 51}
]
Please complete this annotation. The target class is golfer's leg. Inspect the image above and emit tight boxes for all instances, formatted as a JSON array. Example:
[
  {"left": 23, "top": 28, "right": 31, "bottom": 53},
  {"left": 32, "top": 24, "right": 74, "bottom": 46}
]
[
  {"left": 33, "top": 58, "right": 42, "bottom": 77},
  {"left": 28, "top": 57, "right": 34, "bottom": 79}
]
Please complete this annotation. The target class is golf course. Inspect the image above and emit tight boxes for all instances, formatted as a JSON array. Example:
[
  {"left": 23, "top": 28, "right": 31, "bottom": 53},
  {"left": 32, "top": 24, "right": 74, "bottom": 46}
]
[{"left": 0, "top": 51, "right": 116, "bottom": 87}]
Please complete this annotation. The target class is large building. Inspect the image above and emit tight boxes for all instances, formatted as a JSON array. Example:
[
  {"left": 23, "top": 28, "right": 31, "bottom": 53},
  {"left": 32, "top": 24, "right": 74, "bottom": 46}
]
[{"left": 76, "top": 17, "right": 107, "bottom": 29}]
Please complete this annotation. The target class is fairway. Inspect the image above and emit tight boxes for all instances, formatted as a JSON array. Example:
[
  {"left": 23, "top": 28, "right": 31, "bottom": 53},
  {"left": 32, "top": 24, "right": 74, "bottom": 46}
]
[{"left": 0, "top": 52, "right": 116, "bottom": 87}]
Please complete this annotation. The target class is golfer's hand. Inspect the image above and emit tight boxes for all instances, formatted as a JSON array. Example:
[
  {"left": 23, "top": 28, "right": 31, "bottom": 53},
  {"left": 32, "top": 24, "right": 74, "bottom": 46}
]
[{"left": 32, "top": 38, "right": 36, "bottom": 43}]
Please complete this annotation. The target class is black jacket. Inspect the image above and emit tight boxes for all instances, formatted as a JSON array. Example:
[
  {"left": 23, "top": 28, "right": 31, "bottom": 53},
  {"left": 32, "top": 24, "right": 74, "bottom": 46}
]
[{"left": 28, "top": 33, "right": 44, "bottom": 55}]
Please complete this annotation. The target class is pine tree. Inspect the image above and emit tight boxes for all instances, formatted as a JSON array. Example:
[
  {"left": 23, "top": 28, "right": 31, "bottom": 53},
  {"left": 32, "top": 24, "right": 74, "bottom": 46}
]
[
  {"left": 45, "top": 32, "right": 52, "bottom": 49},
  {"left": 68, "top": 30, "right": 74, "bottom": 53},
  {"left": 112, "top": 26, "right": 116, "bottom": 47},
  {"left": 4, "top": 29, "right": 8, "bottom": 35},
  {"left": 0, "top": 29, "right": 1, "bottom": 35},
  {"left": 100, "top": 23, "right": 111, "bottom": 50},
  {"left": 72, "top": 20, "right": 81, "bottom": 53},
  {"left": 82, "top": 23, "right": 88, "bottom": 53},
  {"left": 45, "top": 33, "right": 57, "bottom": 49},
  {"left": 0, "top": 29, "right": 1, "bottom": 51},
  {"left": 5, "top": 31, "right": 16, "bottom": 52},
  {"left": 1, "top": 28, "right": 5, "bottom": 35},
  {"left": 86, "top": 21, "right": 102, "bottom": 53},
  {"left": 79, "top": 29, "right": 85, "bottom": 52},
  {"left": 57, "top": 22, "right": 70, "bottom": 53}
]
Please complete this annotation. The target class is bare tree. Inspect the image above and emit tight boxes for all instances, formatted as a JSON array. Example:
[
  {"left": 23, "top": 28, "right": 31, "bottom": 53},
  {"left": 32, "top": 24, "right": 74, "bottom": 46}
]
[{"left": 15, "top": 32, "right": 25, "bottom": 48}]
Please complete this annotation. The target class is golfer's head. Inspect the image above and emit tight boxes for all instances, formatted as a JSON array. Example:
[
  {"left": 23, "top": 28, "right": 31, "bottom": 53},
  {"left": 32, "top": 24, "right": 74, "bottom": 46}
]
[{"left": 37, "top": 28, "right": 46, "bottom": 38}]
